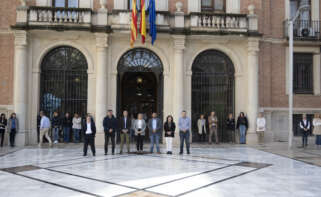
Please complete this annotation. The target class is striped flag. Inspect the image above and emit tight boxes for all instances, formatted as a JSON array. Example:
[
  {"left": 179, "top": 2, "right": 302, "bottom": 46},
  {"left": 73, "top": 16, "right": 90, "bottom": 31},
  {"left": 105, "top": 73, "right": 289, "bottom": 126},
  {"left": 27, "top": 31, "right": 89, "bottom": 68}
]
[
  {"left": 140, "top": 0, "right": 146, "bottom": 44},
  {"left": 130, "top": 0, "right": 138, "bottom": 47}
]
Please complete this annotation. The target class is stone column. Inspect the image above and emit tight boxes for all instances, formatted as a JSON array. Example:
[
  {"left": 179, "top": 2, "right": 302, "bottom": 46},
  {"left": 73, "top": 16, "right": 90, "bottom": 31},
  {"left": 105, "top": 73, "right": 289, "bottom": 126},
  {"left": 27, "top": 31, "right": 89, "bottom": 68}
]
[
  {"left": 247, "top": 38, "right": 260, "bottom": 144},
  {"left": 13, "top": 30, "right": 28, "bottom": 146},
  {"left": 172, "top": 35, "right": 186, "bottom": 144},
  {"left": 95, "top": 33, "right": 108, "bottom": 145}
]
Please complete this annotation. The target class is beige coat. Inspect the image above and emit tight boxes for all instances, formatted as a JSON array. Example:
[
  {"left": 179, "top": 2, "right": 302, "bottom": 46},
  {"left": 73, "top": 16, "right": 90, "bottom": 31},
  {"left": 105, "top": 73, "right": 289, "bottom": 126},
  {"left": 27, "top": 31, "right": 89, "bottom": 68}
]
[
  {"left": 197, "top": 119, "right": 207, "bottom": 134},
  {"left": 313, "top": 118, "right": 321, "bottom": 135}
]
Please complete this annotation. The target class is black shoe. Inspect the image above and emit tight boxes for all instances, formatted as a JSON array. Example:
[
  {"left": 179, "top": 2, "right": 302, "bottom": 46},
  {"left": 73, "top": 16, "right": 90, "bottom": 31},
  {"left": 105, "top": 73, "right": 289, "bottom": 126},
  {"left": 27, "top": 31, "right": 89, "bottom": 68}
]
[
  {"left": 169, "top": 151, "right": 173, "bottom": 155},
  {"left": 104, "top": 153, "right": 107, "bottom": 155},
  {"left": 179, "top": 152, "right": 183, "bottom": 155},
  {"left": 93, "top": 153, "right": 96, "bottom": 156},
  {"left": 83, "top": 154, "right": 87, "bottom": 156},
  {"left": 112, "top": 152, "right": 115, "bottom": 155},
  {"left": 187, "top": 151, "right": 190, "bottom": 155},
  {"left": 119, "top": 151, "right": 123, "bottom": 155}
]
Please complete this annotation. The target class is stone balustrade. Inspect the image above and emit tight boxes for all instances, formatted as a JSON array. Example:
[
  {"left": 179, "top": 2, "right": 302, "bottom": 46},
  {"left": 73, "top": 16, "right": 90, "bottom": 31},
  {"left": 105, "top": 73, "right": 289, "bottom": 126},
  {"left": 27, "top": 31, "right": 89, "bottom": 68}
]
[{"left": 190, "top": 12, "right": 249, "bottom": 32}]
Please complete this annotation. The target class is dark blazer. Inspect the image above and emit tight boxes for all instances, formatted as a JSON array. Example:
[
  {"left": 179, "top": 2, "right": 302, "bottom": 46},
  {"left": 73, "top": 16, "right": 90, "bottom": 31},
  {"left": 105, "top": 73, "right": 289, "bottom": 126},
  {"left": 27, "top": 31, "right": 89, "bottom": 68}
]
[
  {"left": 119, "top": 117, "right": 131, "bottom": 132},
  {"left": 236, "top": 116, "right": 248, "bottom": 129},
  {"left": 164, "top": 122, "right": 176, "bottom": 137},
  {"left": 62, "top": 117, "right": 72, "bottom": 128},
  {"left": 51, "top": 116, "right": 61, "bottom": 128},
  {"left": 103, "top": 115, "right": 118, "bottom": 134},
  {"left": 0, "top": 118, "right": 7, "bottom": 130},
  {"left": 148, "top": 118, "right": 162, "bottom": 134},
  {"left": 83, "top": 120, "right": 96, "bottom": 137},
  {"left": 226, "top": 118, "right": 235, "bottom": 130}
]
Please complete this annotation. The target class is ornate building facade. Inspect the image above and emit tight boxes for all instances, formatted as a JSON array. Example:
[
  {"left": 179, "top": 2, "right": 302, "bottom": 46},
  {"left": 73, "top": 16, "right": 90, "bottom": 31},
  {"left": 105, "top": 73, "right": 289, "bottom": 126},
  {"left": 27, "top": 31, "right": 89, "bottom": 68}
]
[{"left": 0, "top": 0, "right": 320, "bottom": 146}]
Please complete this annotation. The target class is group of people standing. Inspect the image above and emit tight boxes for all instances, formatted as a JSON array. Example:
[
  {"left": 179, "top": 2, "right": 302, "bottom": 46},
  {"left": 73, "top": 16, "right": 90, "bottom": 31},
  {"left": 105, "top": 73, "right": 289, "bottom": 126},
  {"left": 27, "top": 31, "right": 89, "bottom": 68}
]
[
  {"left": 82, "top": 110, "right": 191, "bottom": 156},
  {"left": 300, "top": 114, "right": 321, "bottom": 148},
  {"left": 196, "top": 111, "right": 253, "bottom": 145},
  {"left": 0, "top": 113, "right": 19, "bottom": 147}
]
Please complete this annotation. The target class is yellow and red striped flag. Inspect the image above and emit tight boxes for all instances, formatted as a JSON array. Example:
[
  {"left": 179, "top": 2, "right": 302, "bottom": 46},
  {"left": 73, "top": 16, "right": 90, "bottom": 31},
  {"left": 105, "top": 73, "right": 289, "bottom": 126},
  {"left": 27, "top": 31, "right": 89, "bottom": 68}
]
[
  {"left": 130, "top": 0, "right": 138, "bottom": 47},
  {"left": 140, "top": 0, "right": 146, "bottom": 44}
]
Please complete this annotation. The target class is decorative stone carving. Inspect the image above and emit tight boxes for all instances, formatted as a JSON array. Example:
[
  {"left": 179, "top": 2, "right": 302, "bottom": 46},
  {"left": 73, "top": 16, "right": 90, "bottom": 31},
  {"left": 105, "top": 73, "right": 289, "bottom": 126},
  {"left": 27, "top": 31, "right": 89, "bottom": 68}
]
[
  {"left": 248, "top": 4, "right": 255, "bottom": 15},
  {"left": 176, "top": 2, "right": 183, "bottom": 12},
  {"left": 100, "top": 0, "right": 107, "bottom": 10},
  {"left": 20, "top": 0, "right": 26, "bottom": 7}
]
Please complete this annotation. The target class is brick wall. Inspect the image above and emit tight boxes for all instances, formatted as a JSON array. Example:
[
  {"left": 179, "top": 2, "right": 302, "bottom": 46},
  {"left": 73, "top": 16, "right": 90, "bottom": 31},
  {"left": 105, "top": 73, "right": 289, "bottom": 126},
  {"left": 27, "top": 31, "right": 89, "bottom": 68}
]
[{"left": 0, "top": 0, "right": 20, "bottom": 105}]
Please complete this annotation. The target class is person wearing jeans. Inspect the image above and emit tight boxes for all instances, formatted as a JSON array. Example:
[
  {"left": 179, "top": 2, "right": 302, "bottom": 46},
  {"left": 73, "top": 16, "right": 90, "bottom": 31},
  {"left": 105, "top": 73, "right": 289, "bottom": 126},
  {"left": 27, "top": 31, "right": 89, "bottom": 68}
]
[
  {"left": 164, "top": 115, "right": 176, "bottom": 154},
  {"left": 236, "top": 112, "right": 248, "bottom": 144},
  {"left": 62, "top": 113, "right": 72, "bottom": 143},
  {"left": 51, "top": 112, "right": 61, "bottom": 144},
  {"left": 179, "top": 111, "right": 191, "bottom": 155},
  {"left": 8, "top": 113, "right": 19, "bottom": 147},
  {"left": 72, "top": 113, "right": 82, "bottom": 143},
  {"left": 148, "top": 112, "right": 162, "bottom": 154}
]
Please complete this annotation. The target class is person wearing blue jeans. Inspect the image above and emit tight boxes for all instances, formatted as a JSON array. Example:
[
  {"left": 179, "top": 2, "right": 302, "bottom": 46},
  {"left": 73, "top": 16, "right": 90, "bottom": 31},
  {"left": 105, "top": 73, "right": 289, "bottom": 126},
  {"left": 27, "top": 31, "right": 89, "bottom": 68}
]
[
  {"left": 178, "top": 111, "right": 191, "bottom": 155},
  {"left": 51, "top": 112, "right": 61, "bottom": 144},
  {"left": 62, "top": 113, "right": 72, "bottom": 142},
  {"left": 236, "top": 112, "right": 248, "bottom": 144},
  {"left": 148, "top": 112, "right": 162, "bottom": 153}
]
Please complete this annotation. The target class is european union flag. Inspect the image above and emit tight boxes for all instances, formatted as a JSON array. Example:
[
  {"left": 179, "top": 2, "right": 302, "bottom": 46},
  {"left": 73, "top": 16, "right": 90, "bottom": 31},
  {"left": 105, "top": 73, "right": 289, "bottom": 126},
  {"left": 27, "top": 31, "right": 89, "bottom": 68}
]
[{"left": 148, "top": 0, "right": 157, "bottom": 45}]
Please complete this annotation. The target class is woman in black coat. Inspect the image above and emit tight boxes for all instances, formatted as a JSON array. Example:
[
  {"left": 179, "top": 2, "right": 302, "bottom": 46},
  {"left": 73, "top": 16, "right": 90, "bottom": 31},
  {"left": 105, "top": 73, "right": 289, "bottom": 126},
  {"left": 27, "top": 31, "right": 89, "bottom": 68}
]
[
  {"left": 83, "top": 116, "right": 96, "bottom": 156},
  {"left": 164, "top": 115, "right": 176, "bottom": 154},
  {"left": 0, "top": 113, "right": 7, "bottom": 147}
]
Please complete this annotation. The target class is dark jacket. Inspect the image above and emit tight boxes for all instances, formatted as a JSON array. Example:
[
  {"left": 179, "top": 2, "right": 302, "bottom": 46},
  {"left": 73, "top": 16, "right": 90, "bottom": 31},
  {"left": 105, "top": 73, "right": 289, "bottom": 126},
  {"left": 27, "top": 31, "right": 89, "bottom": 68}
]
[
  {"left": 0, "top": 118, "right": 7, "bottom": 130},
  {"left": 51, "top": 116, "right": 61, "bottom": 128},
  {"left": 83, "top": 120, "right": 96, "bottom": 137},
  {"left": 119, "top": 117, "right": 131, "bottom": 132},
  {"left": 62, "top": 116, "right": 72, "bottom": 128},
  {"left": 226, "top": 118, "right": 235, "bottom": 130},
  {"left": 103, "top": 115, "right": 118, "bottom": 134},
  {"left": 164, "top": 122, "right": 176, "bottom": 137},
  {"left": 236, "top": 116, "right": 248, "bottom": 129},
  {"left": 148, "top": 118, "right": 162, "bottom": 134}
]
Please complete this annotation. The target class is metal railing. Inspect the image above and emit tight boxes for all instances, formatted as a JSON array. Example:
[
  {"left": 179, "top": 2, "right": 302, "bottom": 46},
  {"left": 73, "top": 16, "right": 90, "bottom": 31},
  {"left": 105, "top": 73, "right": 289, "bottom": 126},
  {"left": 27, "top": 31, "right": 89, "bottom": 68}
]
[{"left": 284, "top": 19, "right": 321, "bottom": 40}]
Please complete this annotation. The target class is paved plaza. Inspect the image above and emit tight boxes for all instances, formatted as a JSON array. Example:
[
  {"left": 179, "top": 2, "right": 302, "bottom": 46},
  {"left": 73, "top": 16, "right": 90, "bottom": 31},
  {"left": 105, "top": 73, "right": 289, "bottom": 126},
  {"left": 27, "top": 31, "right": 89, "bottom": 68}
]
[{"left": 0, "top": 144, "right": 320, "bottom": 197}]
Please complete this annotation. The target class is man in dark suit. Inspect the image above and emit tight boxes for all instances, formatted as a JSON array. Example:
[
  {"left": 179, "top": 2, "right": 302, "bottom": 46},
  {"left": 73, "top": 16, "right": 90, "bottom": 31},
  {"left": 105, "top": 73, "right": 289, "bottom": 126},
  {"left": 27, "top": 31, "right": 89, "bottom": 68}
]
[
  {"left": 103, "top": 110, "right": 118, "bottom": 155},
  {"left": 119, "top": 110, "right": 131, "bottom": 154},
  {"left": 148, "top": 112, "right": 162, "bottom": 153},
  {"left": 83, "top": 116, "right": 96, "bottom": 156}
]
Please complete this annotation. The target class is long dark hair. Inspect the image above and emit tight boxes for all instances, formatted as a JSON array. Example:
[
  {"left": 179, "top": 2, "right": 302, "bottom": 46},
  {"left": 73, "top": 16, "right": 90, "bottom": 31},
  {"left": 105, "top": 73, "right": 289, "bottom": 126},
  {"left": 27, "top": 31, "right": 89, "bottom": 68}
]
[
  {"left": 239, "top": 112, "right": 245, "bottom": 118},
  {"left": 10, "top": 113, "right": 16, "bottom": 119},
  {"left": 0, "top": 113, "right": 6, "bottom": 121},
  {"left": 166, "top": 115, "right": 174, "bottom": 123}
]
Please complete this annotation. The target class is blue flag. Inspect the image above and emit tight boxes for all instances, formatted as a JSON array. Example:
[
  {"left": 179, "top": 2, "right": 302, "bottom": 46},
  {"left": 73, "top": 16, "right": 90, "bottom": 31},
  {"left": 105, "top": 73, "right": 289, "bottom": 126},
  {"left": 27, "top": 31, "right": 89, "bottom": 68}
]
[{"left": 148, "top": 0, "right": 157, "bottom": 45}]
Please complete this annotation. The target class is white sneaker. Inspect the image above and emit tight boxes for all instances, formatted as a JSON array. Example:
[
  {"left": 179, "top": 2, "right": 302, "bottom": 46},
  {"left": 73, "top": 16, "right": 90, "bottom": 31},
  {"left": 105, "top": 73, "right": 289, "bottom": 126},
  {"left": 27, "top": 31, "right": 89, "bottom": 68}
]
[{"left": 54, "top": 140, "right": 58, "bottom": 144}]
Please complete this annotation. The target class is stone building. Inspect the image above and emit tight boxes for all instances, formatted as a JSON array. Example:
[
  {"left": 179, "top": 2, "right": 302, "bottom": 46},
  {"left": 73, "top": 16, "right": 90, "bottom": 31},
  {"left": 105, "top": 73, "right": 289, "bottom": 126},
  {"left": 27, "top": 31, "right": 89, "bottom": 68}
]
[{"left": 0, "top": 0, "right": 320, "bottom": 146}]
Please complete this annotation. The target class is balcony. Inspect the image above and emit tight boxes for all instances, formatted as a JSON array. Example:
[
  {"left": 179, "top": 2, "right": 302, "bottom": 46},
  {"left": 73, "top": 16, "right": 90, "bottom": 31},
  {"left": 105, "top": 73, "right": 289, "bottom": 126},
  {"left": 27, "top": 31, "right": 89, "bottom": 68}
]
[
  {"left": 284, "top": 20, "right": 321, "bottom": 41},
  {"left": 14, "top": 6, "right": 259, "bottom": 35}
]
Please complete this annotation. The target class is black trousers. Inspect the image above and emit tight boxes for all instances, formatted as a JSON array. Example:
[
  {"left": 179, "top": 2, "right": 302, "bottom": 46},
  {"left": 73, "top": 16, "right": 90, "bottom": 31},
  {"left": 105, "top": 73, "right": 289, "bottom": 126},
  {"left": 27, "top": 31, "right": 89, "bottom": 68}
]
[
  {"left": 9, "top": 129, "right": 16, "bottom": 147},
  {"left": 37, "top": 126, "right": 40, "bottom": 143},
  {"left": 0, "top": 129, "right": 5, "bottom": 147},
  {"left": 302, "top": 131, "right": 309, "bottom": 147},
  {"left": 136, "top": 134, "right": 144, "bottom": 151},
  {"left": 104, "top": 133, "right": 115, "bottom": 154},
  {"left": 83, "top": 134, "right": 95, "bottom": 155}
]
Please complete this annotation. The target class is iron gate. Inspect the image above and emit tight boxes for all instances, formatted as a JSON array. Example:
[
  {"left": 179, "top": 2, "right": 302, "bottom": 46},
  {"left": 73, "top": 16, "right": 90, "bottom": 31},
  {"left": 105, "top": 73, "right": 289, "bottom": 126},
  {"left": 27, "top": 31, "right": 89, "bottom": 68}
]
[
  {"left": 191, "top": 50, "right": 235, "bottom": 143},
  {"left": 40, "top": 46, "right": 88, "bottom": 118}
]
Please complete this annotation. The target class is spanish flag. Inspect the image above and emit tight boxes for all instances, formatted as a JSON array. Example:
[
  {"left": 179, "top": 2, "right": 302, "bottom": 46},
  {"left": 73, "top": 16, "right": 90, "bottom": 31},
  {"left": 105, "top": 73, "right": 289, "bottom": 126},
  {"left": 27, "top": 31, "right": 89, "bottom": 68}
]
[
  {"left": 140, "top": 0, "right": 146, "bottom": 44},
  {"left": 130, "top": 0, "right": 138, "bottom": 47}
]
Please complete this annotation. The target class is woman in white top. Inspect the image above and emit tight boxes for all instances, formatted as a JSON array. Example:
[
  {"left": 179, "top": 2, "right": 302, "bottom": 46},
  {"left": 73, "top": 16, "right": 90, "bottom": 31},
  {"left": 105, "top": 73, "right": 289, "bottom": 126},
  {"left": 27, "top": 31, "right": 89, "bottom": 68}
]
[
  {"left": 197, "top": 114, "right": 206, "bottom": 142},
  {"left": 134, "top": 113, "right": 146, "bottom": 153},
  {"left": 313, "top": 114, "right": 321, "bottom": 147},
  {"left": 256, "top": 112, "right": 266, "bottom": 144},
  {"left": 72, "top": 113, "right": 82, "bottom": 143}
]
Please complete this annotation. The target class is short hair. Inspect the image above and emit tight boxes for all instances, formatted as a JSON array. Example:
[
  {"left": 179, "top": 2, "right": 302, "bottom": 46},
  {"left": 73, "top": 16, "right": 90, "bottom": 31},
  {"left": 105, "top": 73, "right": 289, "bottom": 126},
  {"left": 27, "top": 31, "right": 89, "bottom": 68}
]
[
  {"left": 108, "top": 110, "right": 113, "bottom": 112},
  {"left": 182, "top": 110, "right": 186, "bottom": 113}
]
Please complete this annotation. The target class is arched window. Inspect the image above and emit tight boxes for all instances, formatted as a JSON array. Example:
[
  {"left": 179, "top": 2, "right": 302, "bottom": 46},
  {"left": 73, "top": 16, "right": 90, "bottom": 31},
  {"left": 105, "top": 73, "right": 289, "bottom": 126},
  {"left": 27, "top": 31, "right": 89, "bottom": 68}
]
[
  {"left": 192, "top": 50, "right": 235, "bottom": 142},
  {"left": 40, "top": 46, "right": 88, "bottom": 117}
]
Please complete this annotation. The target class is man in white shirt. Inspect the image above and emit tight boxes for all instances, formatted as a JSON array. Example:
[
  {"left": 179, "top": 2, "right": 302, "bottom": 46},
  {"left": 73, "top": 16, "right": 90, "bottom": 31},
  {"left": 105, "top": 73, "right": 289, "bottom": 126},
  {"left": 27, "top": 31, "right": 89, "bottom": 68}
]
[
  {"left": 256, "top": 112, "right": 266, "bottom": 144},
  {"left": 39, "top": 111, "right": 52, "bottom": 147},
  {"left": 300, "top": 114, "right": 310, "bottom": 148},
  {"left": 83, "top": 116, "right": 96, "bottom": 156}
]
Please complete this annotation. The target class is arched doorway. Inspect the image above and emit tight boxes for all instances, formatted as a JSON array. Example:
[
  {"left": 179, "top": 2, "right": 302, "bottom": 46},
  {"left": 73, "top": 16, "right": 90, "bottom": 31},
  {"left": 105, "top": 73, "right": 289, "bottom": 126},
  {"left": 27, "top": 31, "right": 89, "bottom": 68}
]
[
  {"left": 192, "top": 50, "right": 235, "bottom": 143},
  {"left": 117, "top": 48, "right": 164, "bottom": 140},
  {"left": 40, "top": 46, "right": 88, "bottom": 118}
]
